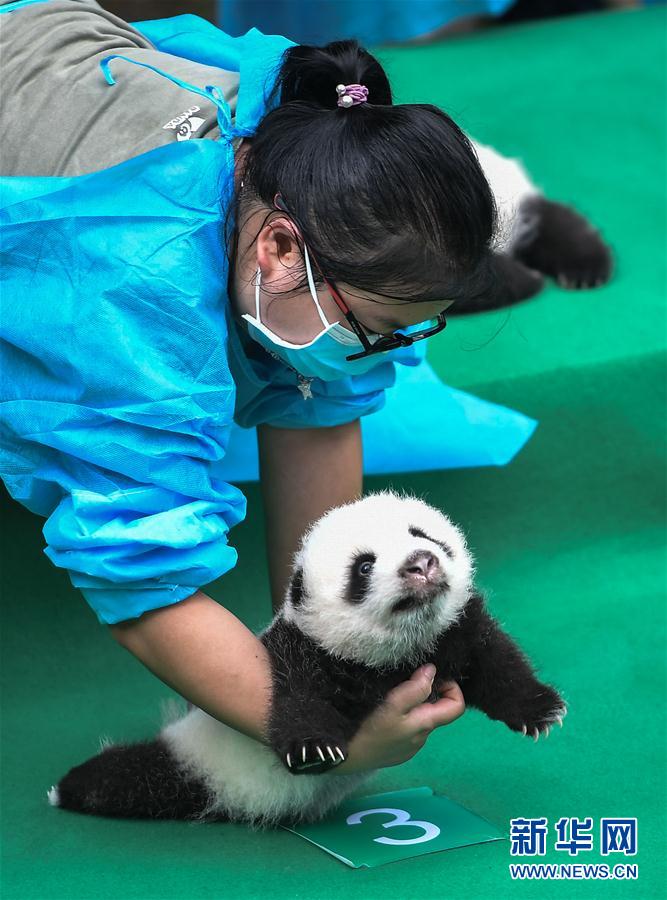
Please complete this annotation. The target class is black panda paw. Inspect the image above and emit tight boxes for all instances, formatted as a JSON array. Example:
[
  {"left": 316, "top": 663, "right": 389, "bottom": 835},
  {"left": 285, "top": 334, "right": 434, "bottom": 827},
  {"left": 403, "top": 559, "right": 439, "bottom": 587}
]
[
  {"left": 512, "top": 196, "right": 613, "bottom": 290},
  {"left": 509, "top": 684, "right": 568, "bottom": 742},
  {"left": 281, "top": 737, "right": 347, "bottom": 775},
  {"left": 510, "top": 684, "right": 567, "bottom": 741}
]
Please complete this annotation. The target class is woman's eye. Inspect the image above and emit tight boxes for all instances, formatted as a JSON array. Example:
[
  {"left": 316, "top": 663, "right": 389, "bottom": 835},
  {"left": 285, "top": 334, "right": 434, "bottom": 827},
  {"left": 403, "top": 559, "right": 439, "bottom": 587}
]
[{"left": 358, "top": 561, "right": 373, "bottom": 576}]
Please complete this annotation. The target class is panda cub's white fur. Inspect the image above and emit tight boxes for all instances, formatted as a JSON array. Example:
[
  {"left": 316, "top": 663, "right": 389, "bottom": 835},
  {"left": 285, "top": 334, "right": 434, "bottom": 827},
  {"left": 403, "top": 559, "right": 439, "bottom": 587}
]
[
  {"left": 470, "top": 139, "right": 542, "bottom": 254},
  {"left": 160, "top": 707, "right": 368, "bottom": 828}
]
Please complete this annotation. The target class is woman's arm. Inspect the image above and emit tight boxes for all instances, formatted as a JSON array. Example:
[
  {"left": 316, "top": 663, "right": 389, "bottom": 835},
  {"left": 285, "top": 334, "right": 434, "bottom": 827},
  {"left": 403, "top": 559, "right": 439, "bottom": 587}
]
[
  {"left": 109, "top": 590, "right": 272, "bottom": 744},
  {"left": 257, "top": 419, "right": 363, "bottom": 609}
]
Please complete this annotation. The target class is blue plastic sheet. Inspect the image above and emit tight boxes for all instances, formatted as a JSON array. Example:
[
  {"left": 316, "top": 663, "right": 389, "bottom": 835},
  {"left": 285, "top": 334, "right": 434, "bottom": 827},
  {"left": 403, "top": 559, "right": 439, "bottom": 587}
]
[{"left": 220, "top": 360, "right": 537, "bottom": 482}]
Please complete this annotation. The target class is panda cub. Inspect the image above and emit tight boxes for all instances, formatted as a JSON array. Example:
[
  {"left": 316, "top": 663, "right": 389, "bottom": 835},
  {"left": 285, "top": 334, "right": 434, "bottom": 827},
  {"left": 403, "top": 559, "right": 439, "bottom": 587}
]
[{"left": 48, "top": 491, "right": 566, "bottom": 828}]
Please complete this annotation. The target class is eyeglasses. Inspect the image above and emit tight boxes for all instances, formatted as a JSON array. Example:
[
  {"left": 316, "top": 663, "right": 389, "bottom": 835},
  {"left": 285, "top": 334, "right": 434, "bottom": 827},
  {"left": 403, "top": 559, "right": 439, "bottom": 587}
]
[{"left": 273, "top": 194, "right": 449, "bottom": 361}]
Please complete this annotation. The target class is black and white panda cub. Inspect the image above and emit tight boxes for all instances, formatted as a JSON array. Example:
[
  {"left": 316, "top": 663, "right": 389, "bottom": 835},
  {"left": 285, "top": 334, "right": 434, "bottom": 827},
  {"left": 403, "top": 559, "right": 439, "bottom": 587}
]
[{"left": 48, "top": 491, "right": 567, "bottom": 828}]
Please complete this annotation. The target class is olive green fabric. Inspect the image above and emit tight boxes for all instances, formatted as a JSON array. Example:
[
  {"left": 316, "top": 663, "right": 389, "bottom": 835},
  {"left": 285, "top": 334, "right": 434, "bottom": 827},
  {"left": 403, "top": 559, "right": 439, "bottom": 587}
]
[{"left": 1, "top": 6, "right": 665, "bottom": 898}]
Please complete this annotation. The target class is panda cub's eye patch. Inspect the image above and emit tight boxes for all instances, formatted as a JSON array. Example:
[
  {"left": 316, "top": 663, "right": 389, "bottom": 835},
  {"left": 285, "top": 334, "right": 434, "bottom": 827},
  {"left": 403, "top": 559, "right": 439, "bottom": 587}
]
[
  {"left": 289, "top": 566, "right": 305, "bottom": 608},
  {"left": 346, "top": 552, "right": 376, "bottom": 604},
  {"left": 409, "top": 525, "right": 454, "bottom": 559}
]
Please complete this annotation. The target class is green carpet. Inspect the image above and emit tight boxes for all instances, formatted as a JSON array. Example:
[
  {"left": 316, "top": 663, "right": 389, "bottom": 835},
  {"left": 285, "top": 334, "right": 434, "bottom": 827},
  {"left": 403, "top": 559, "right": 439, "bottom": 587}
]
[{"left": 1, "top": 6, "right": 665, "bottom": 898}]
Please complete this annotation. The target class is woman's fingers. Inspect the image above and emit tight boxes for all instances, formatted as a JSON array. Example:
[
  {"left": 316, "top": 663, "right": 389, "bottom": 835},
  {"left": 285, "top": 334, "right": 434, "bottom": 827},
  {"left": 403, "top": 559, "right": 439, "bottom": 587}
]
[
  {"left": 410, "top": 679, "right": 466, "bottom": 731},
  {"left": 335, "top": 673, "right": 465, "bottom": 774},
  {"left": 386, "top": 665, "right": 438, "bottom": 716}
]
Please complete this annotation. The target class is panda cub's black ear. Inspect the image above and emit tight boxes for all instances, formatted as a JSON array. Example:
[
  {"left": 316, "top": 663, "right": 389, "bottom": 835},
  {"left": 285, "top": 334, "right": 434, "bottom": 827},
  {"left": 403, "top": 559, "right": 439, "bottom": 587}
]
[{"left": 289, "top": 566, "right": 305, "bottom": 608}]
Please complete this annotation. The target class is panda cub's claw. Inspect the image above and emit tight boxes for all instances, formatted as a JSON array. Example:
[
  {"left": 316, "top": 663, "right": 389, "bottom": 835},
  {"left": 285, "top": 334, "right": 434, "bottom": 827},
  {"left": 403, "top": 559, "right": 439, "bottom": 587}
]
[
  {"left": 327, "top": 745, "right": 346, "bottom": 764},
  {"left": 282, "top": 737, "right": 347, "bottom": 774}
]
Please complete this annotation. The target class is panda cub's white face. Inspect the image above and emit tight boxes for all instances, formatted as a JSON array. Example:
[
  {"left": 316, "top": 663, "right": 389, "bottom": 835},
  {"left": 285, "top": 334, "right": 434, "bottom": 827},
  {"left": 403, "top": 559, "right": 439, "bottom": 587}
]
[{"left": 281, "top": 491, "right": 475, "bottom": 668}]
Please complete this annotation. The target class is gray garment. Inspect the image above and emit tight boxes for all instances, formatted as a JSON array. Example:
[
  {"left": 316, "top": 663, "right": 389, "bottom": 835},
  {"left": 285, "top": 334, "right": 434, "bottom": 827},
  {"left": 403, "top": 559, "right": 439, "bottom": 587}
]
[{"left": 0, "top": 0, "right": 241, "bottom": 176}]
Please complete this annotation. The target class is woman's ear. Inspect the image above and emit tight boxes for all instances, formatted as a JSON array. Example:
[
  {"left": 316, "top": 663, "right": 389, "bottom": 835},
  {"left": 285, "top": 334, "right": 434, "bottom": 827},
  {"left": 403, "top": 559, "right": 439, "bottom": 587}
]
[{"left": 257, "top": 218, "right": 303, "bottom": 285}]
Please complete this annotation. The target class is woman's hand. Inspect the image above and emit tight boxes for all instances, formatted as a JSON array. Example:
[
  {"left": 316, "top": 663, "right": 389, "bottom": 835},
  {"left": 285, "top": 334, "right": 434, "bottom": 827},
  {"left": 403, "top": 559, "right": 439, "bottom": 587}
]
[{"left": 332, "top": 665, "right": 465, "bottom": 775}]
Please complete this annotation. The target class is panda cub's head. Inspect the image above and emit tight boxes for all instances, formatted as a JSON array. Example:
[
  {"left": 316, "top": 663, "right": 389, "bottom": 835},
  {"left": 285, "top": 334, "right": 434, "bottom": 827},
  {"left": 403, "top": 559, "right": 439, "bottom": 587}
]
[{"left": 281, "top": 490, "right": 475, "bottom": 668}]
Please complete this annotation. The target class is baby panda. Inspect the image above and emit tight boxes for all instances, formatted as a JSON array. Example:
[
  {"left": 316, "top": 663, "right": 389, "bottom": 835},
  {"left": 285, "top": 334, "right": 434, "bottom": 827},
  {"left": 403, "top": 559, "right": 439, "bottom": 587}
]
[
  {"left": 48, "top": 491, "right": 566, "bottom": 829},
  {"left": 456, "top": 138, "right": 614, "bottom": 314}
]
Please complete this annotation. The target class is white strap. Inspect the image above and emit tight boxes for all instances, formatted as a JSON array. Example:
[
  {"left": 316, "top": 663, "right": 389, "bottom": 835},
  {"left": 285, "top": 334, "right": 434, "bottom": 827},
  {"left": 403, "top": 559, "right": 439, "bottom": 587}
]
[
  {"left": 255, "top": 267, "right": 262, "bottom": 318},
  {"left": 303, "top": 243, "right": 330, "bottom": 328}
]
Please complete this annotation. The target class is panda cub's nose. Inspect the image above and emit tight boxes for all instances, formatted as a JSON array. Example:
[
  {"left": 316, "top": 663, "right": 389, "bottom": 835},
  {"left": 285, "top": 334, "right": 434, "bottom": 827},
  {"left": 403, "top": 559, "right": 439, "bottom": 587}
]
[{"left": 399, "top": 551, "right": 439, "bottom": 583}]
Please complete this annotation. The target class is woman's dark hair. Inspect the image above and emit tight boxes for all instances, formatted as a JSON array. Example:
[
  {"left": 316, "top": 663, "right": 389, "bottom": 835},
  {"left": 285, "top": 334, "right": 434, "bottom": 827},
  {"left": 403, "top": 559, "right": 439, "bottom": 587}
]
[{"left": 226, "top": 39, "right": 498, "bottom": 310}]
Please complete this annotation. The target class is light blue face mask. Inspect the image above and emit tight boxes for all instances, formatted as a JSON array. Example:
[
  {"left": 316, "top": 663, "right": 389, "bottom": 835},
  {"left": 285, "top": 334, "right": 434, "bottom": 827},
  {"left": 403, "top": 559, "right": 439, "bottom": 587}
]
[{"left": 241, "top": 240, "right": 389, "bottom": 383}]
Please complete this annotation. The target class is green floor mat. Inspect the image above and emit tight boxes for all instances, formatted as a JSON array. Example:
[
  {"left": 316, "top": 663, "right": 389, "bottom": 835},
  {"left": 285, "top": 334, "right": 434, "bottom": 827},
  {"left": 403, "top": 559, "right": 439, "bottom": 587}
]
[{"left": 1, "top": 5, "right": 665, "bottom": 898}]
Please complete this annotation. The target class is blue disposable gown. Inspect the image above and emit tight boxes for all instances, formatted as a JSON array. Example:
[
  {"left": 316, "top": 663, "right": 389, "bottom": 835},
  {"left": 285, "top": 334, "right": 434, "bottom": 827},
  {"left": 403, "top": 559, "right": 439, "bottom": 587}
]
[{"left": 0, "top": 12, "right": 536, "bottom": 625}]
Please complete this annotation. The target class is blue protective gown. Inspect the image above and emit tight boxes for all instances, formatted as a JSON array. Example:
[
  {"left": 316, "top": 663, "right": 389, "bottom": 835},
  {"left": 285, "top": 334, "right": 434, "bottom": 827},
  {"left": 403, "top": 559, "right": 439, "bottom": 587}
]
[{"left": 0, "top": 11, "right": 536, "bottom": 625}]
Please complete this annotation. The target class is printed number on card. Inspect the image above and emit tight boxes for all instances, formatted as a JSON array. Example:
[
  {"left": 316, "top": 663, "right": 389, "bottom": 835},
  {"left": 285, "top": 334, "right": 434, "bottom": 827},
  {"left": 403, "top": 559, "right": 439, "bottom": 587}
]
[{"left": 346, "top": 807, "right": 441, "bottom": 845}]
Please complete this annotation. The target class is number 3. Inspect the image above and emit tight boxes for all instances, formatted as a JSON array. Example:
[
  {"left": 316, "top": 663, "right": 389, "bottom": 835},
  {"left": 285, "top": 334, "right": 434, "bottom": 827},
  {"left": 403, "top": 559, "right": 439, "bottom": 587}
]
[{"left": 346, "top": 807, "right": 441, "bottom": 845}]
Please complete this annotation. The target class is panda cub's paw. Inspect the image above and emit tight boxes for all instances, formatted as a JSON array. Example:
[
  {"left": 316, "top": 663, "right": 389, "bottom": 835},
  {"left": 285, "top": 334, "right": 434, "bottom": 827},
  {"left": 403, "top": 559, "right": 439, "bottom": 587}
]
[
  {"left": 521, "top": 685, "right": 567, "bottom": 741},
  {"left": 512, "top": 196, "right": 613, "bottom": 290},
  {"left": 521, "top": 703, "right": 568, "bottom": 742},
  {"left": 282, "top": 737, "right": 347, "bottom": 775},
  {"left": 511, "top": 684, "right": 568, "bottom": 743}
]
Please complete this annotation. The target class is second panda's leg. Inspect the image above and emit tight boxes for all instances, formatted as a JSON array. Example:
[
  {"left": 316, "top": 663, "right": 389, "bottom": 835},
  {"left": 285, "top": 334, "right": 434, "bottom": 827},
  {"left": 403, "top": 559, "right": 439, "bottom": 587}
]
[
  {"left": 449, "top": 252, "right": 545, "bottom": 315},
  {"left": 510, "top": 194, "right": 613, "bottom": 290},
  {"left": 451, "top": 139, "right": 613, "bottom": 314},
  {"left": 49, "top": 738, "right": 219, "bottom": 821}
]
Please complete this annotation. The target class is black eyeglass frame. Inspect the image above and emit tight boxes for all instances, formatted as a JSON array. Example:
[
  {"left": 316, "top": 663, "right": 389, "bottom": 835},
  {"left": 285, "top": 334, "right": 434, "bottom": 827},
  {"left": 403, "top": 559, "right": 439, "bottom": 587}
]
[{"left": 272, "top": 193, "right": 449, "bottom": 361}]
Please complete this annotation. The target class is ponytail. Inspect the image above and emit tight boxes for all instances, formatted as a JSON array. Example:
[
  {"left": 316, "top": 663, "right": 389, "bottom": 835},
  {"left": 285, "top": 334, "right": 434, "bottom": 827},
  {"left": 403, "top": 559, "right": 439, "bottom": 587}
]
[{"left": 269, "top": 40, "right": 392, "bottom": 108}]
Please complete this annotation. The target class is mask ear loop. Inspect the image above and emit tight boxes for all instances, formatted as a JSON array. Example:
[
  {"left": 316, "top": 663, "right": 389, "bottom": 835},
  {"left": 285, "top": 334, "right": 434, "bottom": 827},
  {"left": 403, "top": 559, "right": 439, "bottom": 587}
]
[
  {"left": 254, "top": 267, "right": 262, "bottom": 319},
  {"left": 302, "top": 243, "right": 330, "bottom": 329}
]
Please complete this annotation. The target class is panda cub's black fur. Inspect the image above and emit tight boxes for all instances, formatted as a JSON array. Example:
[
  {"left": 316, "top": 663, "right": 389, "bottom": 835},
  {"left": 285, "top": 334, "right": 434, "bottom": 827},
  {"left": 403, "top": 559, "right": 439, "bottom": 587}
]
[
  {"left": 48, "top": 491, "right": 567, "bottom": 828},
  {"left": 446, "top": 140, "right": 613, "bottom": 315}
]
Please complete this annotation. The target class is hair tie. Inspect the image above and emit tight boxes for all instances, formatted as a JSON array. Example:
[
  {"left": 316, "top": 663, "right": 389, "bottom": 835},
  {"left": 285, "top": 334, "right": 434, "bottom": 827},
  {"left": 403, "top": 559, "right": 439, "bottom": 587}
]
[{"left": 335, "top": 83, "right": 369, "bottom": 108}]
